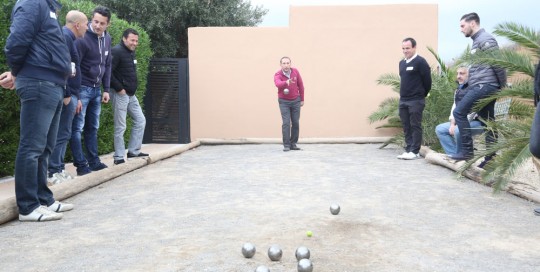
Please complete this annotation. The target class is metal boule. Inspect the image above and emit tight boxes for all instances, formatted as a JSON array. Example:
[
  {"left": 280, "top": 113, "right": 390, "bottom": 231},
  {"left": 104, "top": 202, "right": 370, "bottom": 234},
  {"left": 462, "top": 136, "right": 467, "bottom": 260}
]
[
  {"left": 295, "top": 246, "right": 310, "bottom": 261},
  {"left": 255, "top": 265, "right": 270, "bottom": 272},
  {"left": 267, "top": 245, "right": 282, "bottom": 261},
  {"left": 242, "top": 243, "right": 256, "bottom": 258},
  {"left": 330, "top": 203, "right": 340, "bottom": 215},
  {"left": 297, "top": 258, "right": 313, "bottom": 272}
]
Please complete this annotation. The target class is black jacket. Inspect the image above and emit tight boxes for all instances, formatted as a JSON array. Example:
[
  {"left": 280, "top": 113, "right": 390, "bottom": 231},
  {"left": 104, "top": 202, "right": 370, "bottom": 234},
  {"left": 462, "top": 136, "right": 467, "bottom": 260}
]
[
  {"left": 5, "top": 0, "right": 71, "bottom": 85},
  {"left": 534, "top": 59, "right": 540, "bottom": 106},
  {"left": 111, "top": 41, "right": 137, "bottom": 96}
]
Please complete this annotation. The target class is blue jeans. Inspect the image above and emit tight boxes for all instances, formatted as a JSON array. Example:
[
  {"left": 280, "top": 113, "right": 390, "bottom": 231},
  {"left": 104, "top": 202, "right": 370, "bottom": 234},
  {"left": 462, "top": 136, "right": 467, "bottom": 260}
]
[
  {"left": 14, "top": 77, "right": 63, "bottom": 215},
  {"left": 398, "top": 99, "right": 425, "bottom": 154},
  {"left": 48, "top": 95, "right": 77, "bottom": 174},
  {"left": 453, "top": 84, "right": 499, "bottom": 156},
  {"left": 111, "top": 91, "right": 146, "bottom": 160},
  {"left": 70, "top": 86, "right": 102, "bottom": 168},
  {"left": 435, "top": 121, "right": 484, "bottom": 156},
  {"left": 278, "top": 97, "right": 301, "bottom": 148},
  {"left": 531, "top": 105, "right": 540, "bottom": 158}
]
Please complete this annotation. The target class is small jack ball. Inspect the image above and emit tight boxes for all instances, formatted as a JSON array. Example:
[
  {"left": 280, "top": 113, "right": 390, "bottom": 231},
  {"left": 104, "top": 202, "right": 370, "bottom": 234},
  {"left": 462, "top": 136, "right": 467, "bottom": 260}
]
[{"left": 306, "top": 231, "right": 313, "bottom": 237}]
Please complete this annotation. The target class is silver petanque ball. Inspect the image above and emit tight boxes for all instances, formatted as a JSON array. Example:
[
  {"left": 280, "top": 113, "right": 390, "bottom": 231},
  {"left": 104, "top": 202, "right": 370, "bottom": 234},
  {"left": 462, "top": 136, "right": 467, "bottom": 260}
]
[
  {"left": 295, "top": 246, "right": 310, "bottom": 261},
  {"left": 255, "top": 265, "right": 270, "bottom": 272},
  {"left": 267, "top": 245, "right": 283, "bottom": 261},
  {"left": 242, "top": 243, "right": 256, "bottom": 258},
  {"left": 284, "top": 88, "right": 289, "bottom": 95},
  {"left": 297, "top": 258, "right": 313, "bottom": 272},
  {"left": 330, "top": 203, "right": 341, "bottom": 215}
]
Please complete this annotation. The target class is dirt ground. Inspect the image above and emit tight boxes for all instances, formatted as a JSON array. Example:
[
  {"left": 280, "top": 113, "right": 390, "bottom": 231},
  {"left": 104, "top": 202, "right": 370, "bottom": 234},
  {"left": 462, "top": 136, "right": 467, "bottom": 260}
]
[{"left": 0, "top": 144, "right": 539, "bottom": 272}]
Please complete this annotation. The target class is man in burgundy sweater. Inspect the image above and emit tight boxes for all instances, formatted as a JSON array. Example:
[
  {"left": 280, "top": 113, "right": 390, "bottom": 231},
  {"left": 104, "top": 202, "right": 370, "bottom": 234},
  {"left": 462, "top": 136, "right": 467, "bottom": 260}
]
[{"left": 274, "top": 57, "right": 305, "bottom": 152}]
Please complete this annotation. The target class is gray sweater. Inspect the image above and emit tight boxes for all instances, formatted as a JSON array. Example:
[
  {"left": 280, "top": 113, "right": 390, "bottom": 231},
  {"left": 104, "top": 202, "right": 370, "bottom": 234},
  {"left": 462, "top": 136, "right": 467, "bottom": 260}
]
[{"left": 468, "top": 29, "right": 507, "bottom": 88}]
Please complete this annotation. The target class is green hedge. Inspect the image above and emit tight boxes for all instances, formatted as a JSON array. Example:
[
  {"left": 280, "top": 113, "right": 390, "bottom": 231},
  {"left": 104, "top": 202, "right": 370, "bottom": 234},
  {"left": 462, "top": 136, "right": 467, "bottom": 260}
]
[{"left": 0, "top": 0, "right": 153, "bottom": 176}]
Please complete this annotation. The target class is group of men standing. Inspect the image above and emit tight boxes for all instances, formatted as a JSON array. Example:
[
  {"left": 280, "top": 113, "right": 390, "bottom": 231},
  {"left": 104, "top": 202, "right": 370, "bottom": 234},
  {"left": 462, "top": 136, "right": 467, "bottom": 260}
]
[
  {"left": 0, "top": 0, "right": 147, "bottom": 222},
  {"left": 397, "top": 12, "right": 506, "bottom": 169}
]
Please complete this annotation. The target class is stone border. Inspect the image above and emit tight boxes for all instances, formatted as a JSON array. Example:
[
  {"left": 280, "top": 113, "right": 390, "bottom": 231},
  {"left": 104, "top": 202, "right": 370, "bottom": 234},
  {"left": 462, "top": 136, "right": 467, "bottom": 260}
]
[{"left": 0, "top": 141, "right": 201, "bottom": 225}]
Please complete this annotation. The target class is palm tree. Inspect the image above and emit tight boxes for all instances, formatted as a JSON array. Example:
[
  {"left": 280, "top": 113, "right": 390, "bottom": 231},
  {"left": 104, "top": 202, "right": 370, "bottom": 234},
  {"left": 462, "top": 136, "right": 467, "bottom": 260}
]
[{"left": 455, "top": 22, "right": 539, "bottom": 192}]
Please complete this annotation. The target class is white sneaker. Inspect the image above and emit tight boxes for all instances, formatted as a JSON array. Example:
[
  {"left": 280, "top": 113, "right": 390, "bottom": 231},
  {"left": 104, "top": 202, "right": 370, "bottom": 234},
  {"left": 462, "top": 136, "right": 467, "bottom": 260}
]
[
  {"left": 401, "top": 152, "right": 420, "bottom": 160},
  {"left": 60, "top": 170, "right": 74, "bottom": 180},
  {"left": 47, "top": 172, "right": 66, "bottom": 186},
  {"left": 19, "top": 206, "right": 63, "bottom": 222},
  {"left": 397, "top": 152, "right": 408, "bottom": 159},
  {"left": 46, "top": 201, "right": 74, "bottom": 212}
]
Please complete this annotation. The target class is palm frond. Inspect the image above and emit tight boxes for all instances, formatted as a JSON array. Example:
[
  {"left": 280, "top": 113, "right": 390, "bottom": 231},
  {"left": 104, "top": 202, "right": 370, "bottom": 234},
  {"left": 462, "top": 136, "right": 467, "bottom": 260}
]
[
  {"left": 494, "top": 22, "right": 540, "bottom": 58},
  {"left": 427, "top": 46, "right": 447, "bottom": 76},
  {"left": 368, "top": 97, "right": 399, "bottom": 123},
  {"left": 459, "top": 48, "right": 536, "bottom": 77},
  {"left": 484, "top": 141, "right": 532, "bottom": 192},
  {"left": 376, "top": 73, "right": 401, "bottom": 93},
  {"left": 378, "top": 132, "right": 404, "bottom": 149}
]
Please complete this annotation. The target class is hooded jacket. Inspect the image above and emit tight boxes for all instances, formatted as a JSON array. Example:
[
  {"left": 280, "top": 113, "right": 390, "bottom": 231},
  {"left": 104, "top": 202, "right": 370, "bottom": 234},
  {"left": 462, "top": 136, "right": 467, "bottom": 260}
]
[
  {"left": 5, "top": 0, "right": 71, "bottom": 86},
  {"left": 76, "top": 22, "right": 112, "bottom": 92}
]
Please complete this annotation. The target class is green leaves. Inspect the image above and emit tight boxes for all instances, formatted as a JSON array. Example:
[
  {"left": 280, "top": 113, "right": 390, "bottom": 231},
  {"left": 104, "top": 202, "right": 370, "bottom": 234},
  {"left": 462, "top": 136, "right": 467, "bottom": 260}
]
[{"left": 95, "top": 0, "right": 268, "bottom": 57}]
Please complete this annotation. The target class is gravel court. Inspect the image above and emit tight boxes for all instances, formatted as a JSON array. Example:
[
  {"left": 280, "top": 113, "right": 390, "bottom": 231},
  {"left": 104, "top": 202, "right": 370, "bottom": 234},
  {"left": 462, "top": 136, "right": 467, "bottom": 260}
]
[{"left": 0, "top": 144, "right": 539, "bottom": 271}]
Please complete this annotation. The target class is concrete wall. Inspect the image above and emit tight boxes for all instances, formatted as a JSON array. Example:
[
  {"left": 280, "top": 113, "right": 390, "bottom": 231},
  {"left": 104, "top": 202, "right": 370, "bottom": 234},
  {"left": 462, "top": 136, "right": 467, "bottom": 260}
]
[{"left": 188, "top": 4, "right": 438, "bottom": 139}]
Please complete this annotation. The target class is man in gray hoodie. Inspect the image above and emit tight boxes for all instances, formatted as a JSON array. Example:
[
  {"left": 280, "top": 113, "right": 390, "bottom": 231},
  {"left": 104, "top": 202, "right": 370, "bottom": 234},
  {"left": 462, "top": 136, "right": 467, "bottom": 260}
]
[{"left": 451, "top": 12, "right": 506, "bottom": 163}]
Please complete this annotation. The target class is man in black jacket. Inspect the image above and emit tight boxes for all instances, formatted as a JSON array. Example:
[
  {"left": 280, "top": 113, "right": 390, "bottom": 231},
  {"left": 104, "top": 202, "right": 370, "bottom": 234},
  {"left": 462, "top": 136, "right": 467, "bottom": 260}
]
[{"left": 110, "top": 28, "right": 148, "bottom": 165}]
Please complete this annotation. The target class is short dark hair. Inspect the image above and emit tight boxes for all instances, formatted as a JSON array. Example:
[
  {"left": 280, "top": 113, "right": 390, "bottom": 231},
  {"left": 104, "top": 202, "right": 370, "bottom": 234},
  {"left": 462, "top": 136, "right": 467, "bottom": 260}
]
[
  {"left": 122, "top": 28, "right": 139, "bottom": 39},
  {"left": 402, "top": 37, "right": 416, "bottom": 48},
  {"left": 461, "top": 12, "right": 480, "bottom": 24},
  {"left": 93, "top": 6, "right": 111, "bottom": 23},
  {"left": 280, "top": 56, "right": 291, "bottom": 64}
]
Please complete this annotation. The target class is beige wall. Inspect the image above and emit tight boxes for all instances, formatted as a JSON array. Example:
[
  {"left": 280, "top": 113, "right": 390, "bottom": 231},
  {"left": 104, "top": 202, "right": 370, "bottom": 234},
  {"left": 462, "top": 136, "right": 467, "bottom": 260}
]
[{"left": 188, "top": 4, "right": 438, "bottom": 139}]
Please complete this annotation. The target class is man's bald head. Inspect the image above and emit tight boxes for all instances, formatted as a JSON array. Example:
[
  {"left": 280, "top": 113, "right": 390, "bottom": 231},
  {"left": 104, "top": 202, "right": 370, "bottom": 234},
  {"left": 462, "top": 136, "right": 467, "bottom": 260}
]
[{"left": 65, "top": 10, "right": 88, "bottom": 38}]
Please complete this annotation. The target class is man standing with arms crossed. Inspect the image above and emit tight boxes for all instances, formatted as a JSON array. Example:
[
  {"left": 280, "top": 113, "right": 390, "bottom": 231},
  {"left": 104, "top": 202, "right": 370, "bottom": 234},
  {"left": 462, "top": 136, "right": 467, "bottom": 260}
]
[
  {"left": 452, "top": 12, "right": 506, "bottom": 161},
  {"left": 274, "top": 57, "right": 305, "bottom": 152},
  {"left": 71, "top": 6, "right": 112, "bottom": 175},
  {"left": 1, "top": 0, "right": 74, "bottom": 221},
  {"left": 110, "top": 28, "right": 148, "bottom": 165},
  {"left": 48, "top": 10, "right": 88, "bottom": 184},
  {"left": 397, "top": 37, "right": 432, "bottom": 160}
]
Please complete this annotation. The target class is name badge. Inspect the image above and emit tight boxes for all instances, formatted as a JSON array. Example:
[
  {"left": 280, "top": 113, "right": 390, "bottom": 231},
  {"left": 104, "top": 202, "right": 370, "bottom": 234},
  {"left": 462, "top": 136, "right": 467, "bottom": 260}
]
[
  {"left": 50, "top": 11, "right": 57, "bottom": 19},
  {"left": 406, "top": 66, "right": 414, "bottom": 71},
  {"left": 134, "top": 59, "right": 137, "bottom": 64},
  {"left": 105, "top": 51, "right": 109, "bottom": 56}
]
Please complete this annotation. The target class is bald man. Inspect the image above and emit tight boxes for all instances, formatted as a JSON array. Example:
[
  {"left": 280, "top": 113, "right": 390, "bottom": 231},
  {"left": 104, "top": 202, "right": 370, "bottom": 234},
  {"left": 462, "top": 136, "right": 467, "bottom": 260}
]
[{"left": 47, "top": 10, "right": 88, "bottom": 185}]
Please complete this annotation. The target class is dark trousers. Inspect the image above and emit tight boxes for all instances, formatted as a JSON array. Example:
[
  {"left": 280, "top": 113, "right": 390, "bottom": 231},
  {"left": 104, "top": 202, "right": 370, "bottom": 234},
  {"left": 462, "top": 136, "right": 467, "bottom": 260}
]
[
  {"left": 399, "top": 99, "right": 425, "bottom": 154},
  {"left": 453, "top": 84, "right": 499, "bottom": 156},
  {"left": 14, "top": 77, "right": 62, "bottom": 215},
  {"left": 278, "top": 97, "right": 301, "bottom": 148},
  {"left": 531, "top": 105, "right": 540, "bottom": 158}
]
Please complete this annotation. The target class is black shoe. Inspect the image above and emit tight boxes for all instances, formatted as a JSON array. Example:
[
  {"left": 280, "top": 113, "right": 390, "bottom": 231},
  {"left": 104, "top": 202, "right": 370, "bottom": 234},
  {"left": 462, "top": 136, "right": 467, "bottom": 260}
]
[
  {"left": 90, "top": 162, "right": 108, "bottom": 171},
  {"left": 449, "top": 153, "right": 472, "bottom": 161},
  {"left": 114, "top": 159, "right": 125, "bottom": 165},
  {"left": 290, "top": 145, "right": 301, "bottom": 151},
  {"left": 283, "top": 147, "right": 290, "bottom": 152},
  {"left": 76, "top": 166, "right": 92, "bottom": 176},
  {"left": 127, "top": 152, "right": 149, "bottom": 158},
  {"left": 535, "top": 208, "right": 540, "bottom": 216},
  {"left": 478, "top": 155, "right": 494, "bottom": 169}
]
